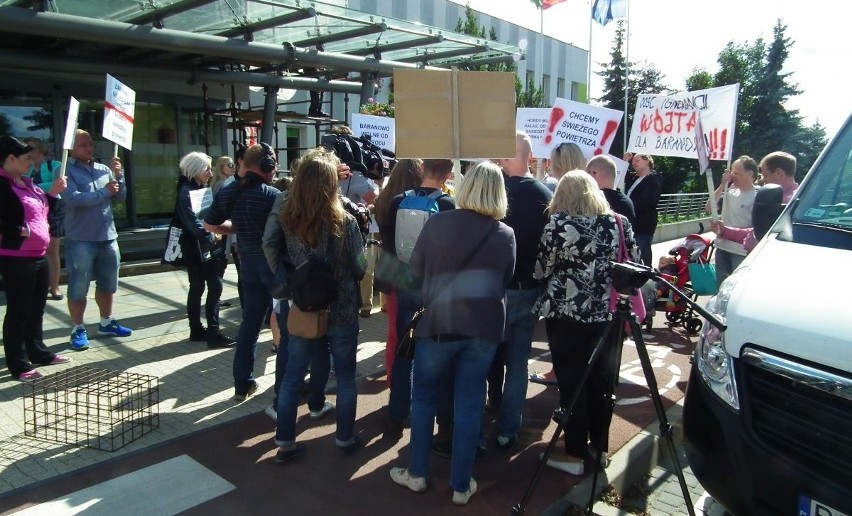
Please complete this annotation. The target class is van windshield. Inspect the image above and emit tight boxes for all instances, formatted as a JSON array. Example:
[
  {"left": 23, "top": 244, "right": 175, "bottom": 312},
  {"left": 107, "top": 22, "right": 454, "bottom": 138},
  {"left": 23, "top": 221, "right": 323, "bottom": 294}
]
[{"left": 792, "top": 116, "right": 852, "bottom": 230}]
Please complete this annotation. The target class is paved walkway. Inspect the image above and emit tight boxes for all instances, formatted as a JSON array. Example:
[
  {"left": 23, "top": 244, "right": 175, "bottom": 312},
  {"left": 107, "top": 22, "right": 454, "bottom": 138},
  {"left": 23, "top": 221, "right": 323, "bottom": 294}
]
[{"left": 0, "top": 236, "right": 725, "bottom": 514}]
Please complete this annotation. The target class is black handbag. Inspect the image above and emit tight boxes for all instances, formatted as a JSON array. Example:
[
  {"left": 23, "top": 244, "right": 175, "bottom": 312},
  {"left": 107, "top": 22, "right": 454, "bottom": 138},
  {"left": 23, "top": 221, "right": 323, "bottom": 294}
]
[{"left": 396, "top": 221, "right": 497, "bottom": 359}]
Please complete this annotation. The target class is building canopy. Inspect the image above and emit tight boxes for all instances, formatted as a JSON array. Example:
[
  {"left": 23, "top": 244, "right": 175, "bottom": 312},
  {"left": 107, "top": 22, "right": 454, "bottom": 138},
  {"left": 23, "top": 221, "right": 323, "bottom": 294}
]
[{"left": 0, "top": 0, "right": 524, "bottom": 92}]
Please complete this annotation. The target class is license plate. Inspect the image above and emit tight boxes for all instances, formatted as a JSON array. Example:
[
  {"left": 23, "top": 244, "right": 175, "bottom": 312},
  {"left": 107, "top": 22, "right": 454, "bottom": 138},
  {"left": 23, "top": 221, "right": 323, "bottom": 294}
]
[{"left": 799, "top": 495, "right": 850, "bottom": 516}]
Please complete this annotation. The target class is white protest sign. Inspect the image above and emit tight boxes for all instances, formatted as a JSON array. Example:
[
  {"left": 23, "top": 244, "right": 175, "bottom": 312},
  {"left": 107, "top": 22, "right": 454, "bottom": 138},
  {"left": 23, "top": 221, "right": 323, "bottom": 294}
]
[
  {"left": 540, "top": 98, "right": 623, "bottom": 160},
  {"left": 103, "top": 74, "right": 136, "bottom": 150},
  {"left": 351, "top": 113, "right": 395, "bottom": 152},
  {"left": 61, "top": 97, "right": 80, "bottom": 151},
  {"left": 516, "top": 108, "right": 552, "bottom": 159},
  {"left": 611, "top": 155, "right": 630, "bottom": 190},
  {"left": 58, "top": 97, "right": 80, "bottom": 179},
  {"left": 627, "top": 84, "right": 739, "bottom": 160},
  {"left": 189, "top": 188, "right": 213, "bottom": 215}
]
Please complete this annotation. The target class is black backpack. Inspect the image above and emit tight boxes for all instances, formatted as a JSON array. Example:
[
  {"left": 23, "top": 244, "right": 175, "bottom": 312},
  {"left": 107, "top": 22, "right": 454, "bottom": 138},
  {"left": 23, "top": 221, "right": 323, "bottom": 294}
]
[{"left": 287, "top": 232, "right": 344, "bottom": 312}]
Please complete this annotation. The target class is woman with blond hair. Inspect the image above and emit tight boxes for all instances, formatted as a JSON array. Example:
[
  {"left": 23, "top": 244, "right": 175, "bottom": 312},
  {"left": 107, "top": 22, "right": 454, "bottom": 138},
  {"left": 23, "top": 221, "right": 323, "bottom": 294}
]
[
  {"left": 543, "top": 142, "right": 586, "bottom": 192},
  {"left": 373, "top": 159, "right": 423, "bottom": 386},
  {"left": 210, "top": 156, "right": 236, "bottom": 197},
  {"left": 389, "top": 161, "right": 515, "bottom": 506},
  {"left": 533, "top": 170, "right": 640, "bottom": 476},
  {"left": 273, "top": 147, "right": 366, "bottom": 462}
]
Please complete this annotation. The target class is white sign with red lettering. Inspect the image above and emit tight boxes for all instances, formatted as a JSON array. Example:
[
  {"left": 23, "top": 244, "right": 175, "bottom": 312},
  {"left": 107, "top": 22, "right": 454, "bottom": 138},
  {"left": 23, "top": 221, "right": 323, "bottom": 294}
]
[
  {"left": 103, "top": 74, "right": 136, "bottom": 150},
  {"left": 540, "top": 98, "right": 623, "bottom": 159},
  {"left": 627, "top": 84, "right": 739, "bottom": 161},
  {"left": 516, "top": 108, "right": 551, "bottom": 159}
]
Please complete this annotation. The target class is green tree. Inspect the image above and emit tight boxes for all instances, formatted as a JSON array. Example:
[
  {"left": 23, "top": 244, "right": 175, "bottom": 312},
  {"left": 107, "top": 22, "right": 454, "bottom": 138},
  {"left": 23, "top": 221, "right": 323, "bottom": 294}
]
[
  {"left": 456, "top": 3, "right": 545, "bottom": 107},
  {"left": 0, "top": 113, "right": 12, "bottom": 137},
  {"left": 597, "top": 21, "right": 669, "bottom": 155},
  {"left": 685, "top": 19, "right": 826, "bottom": 184}
]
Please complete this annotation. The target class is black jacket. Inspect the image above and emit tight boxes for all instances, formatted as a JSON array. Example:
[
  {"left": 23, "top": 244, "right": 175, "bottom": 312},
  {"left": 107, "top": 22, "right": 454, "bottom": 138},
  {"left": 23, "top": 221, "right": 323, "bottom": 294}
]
[{"left": 625, "top": 172, "right": 662, "bottom": 234}]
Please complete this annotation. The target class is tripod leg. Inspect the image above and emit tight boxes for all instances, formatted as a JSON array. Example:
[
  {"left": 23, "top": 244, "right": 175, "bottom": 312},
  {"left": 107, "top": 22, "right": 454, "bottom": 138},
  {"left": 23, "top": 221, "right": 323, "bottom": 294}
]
[
  {"left": 627, "top": 317, "right": 697, "bottom": 516},
  {"left": 513, "top": 318, "right": 618, "bottom": 515},
  {"left": 586, "top": 318, "right": 625, "bottom": 515}
]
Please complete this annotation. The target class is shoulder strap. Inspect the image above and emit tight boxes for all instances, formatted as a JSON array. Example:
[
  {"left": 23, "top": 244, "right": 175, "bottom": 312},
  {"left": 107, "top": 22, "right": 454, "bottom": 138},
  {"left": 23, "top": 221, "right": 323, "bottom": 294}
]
[
  {"left": 614, "top": 215, "right": 626, "bottom": 262},
  {"left": 426, "top": 190, "right": 444, "bottom": 200}
]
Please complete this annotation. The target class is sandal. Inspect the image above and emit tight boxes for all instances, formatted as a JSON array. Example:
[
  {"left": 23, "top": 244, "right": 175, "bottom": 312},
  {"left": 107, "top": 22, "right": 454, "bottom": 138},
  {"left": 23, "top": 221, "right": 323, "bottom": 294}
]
[
  {"left": 529, "top": 371, "right": 558, "bottom": 386},
  {"left": 48, "top": 291, "right": 64, "bottom": 301}
]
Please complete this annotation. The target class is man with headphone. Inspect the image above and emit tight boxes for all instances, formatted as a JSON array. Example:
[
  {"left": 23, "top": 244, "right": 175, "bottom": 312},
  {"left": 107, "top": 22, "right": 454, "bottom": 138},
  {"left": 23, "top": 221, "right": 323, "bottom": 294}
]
[{"left": 204, "top": 143, "right": 281, "bottom": 401}]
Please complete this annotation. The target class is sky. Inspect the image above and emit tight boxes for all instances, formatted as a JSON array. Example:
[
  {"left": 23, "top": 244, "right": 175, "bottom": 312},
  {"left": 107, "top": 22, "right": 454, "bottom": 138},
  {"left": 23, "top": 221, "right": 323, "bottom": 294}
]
[{"left": 451, "top": 0, "right": 851, "bottom": 137}]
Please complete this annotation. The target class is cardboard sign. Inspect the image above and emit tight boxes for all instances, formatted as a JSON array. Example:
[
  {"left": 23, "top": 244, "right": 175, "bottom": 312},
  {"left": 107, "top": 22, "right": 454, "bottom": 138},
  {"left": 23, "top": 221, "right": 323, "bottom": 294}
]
[
  {"left": 540, "top": 98, "right": 623, "bottom": 159},
  {"left": 627, "top": 84, "right": 739, "bottom": 160},
  {"left": 351, "top": 113, "right": 395, "bottom": 152},
  {"left": 394, "top": 69, "right": 516, "bottom": 159},
  {"left": 516, "top": 108, "right": 552, "bottom": 159},
  {"left": 103, "top": 74, "right": 136, "bottom": 150}
]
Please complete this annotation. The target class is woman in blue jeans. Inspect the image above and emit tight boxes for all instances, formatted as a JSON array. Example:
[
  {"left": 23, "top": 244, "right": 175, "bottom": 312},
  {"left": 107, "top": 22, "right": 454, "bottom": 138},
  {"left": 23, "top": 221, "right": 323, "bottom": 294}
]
[
  {"left": 273, "top": 147, "right": 366, "bottom": 462},
  {"left": 389, "top": 162, "right": 516, "bottom": 506}
]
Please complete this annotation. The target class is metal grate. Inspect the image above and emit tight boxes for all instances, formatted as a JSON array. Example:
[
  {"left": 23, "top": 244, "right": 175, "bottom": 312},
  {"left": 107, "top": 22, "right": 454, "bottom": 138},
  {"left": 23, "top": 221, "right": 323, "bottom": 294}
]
[{"left": 22, "top": 366, "right": 159, "bottom": 452}]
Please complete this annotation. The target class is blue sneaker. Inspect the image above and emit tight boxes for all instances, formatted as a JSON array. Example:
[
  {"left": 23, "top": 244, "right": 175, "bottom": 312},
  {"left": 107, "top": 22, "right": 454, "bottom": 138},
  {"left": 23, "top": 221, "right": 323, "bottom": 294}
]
[
  {"left": 98, "top": 319, "right": 132, "bottom": 337},
  {"left": 70, "top": 327, "right": 90, "bottom": 351}
]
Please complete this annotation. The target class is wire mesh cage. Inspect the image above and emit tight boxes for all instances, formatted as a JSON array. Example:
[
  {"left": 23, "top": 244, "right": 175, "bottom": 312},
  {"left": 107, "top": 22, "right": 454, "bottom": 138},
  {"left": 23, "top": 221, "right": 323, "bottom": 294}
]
[{"left": 22, "top": 366, "right": 159, "bottom": 452}]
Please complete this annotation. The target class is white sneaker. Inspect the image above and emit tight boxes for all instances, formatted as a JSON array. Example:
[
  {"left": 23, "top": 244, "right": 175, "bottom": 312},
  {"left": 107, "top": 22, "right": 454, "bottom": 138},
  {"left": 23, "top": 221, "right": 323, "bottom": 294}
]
[
  {"left": 264, "top": 405, "right": 277, "bottom": 422},
  {"left": 390, "top": 467, "right": 427, "bottom": 493},
  {"left": 309, "top": 400, "right": 334, "bottom": 420},
  {"left": 452, "top": 477, "right": 478, "bottom": 505}
]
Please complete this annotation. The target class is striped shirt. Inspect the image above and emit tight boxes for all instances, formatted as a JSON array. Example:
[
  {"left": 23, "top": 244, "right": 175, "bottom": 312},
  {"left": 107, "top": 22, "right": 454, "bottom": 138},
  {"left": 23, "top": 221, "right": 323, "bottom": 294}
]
[{"left": 204, "top": 175, "right": 279, "bottom": 256}]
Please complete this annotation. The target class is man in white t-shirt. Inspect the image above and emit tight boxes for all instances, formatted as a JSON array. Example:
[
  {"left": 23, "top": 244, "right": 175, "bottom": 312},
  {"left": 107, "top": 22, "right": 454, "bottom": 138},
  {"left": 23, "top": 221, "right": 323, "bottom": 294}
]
[{"left": 706, "top": 155, "right": 759, "bottom": 286}]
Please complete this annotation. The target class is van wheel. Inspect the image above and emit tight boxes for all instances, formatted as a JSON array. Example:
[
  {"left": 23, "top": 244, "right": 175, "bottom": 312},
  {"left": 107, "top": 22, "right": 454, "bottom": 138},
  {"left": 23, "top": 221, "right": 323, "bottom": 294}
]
[{"left": 685, "top": 318, "right": 703, "bottom": 335}]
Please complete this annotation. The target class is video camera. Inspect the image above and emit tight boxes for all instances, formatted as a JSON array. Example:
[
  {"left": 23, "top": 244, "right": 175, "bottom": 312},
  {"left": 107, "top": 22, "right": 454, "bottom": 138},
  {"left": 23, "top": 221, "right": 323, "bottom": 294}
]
[{"left": 320, "top": 132, "right": 395, "bottom": 182}]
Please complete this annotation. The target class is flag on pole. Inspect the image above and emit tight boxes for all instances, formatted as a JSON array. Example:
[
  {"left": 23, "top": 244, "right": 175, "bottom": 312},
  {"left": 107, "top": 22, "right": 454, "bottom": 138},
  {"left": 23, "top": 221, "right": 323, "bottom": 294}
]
[
  {"left": 592, "top": 0, "right": 627, "bottom": 26},
  {"left": 695, "top": 111, "right": 710, "bottom": 175},
  {"left": 530, "top": 0, "right": 567, "bottom": 9}
]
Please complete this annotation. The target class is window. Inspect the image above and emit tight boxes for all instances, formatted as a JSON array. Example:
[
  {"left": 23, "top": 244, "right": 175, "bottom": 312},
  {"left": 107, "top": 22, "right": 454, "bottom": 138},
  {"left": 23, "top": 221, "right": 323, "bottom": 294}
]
[
  {"left": 557, "top": 78, "right": 565, "bottom": 99},
  {"left": 542, "top": 74, "right": 551, "bottom": 101}
]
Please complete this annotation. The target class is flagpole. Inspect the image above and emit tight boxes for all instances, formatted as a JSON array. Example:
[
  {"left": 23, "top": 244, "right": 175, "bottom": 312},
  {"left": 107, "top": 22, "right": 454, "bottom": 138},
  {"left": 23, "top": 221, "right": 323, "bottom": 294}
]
[
  {"left": 623, "top": 0, "right": 630, "bottom": 154},
  {"left": 587, "top": 0, "right": 593, "bottom": 103}
]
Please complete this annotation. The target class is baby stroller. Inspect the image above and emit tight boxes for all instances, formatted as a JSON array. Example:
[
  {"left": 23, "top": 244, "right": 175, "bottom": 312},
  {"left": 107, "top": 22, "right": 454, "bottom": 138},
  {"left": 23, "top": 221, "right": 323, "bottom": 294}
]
[{"left": 646, "top": 233, "right": 715, "bottom": 335}]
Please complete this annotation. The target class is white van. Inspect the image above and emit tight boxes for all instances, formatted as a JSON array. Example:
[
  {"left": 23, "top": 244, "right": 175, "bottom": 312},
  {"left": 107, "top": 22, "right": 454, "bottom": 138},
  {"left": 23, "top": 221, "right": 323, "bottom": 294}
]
[{"left": 683, "top": 115, "right": 852, "bottom": 515}]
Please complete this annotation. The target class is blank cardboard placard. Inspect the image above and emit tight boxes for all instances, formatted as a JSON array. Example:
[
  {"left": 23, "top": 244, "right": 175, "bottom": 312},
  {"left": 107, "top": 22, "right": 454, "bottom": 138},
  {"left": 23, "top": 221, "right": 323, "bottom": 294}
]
[{"left": 394, "top": 69, "right": 516, "bottom": 159}]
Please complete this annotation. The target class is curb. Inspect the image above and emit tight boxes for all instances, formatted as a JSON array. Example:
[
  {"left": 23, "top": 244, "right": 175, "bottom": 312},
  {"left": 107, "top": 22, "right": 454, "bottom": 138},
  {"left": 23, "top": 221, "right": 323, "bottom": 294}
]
[{"left": 541, "top": 399, "right": 685, "bottom": 515}]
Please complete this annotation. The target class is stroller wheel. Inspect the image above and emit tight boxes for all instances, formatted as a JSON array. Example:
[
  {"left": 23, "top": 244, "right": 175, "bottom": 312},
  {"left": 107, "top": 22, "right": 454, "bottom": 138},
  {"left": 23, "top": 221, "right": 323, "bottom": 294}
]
[
  {"left": 685, "top": 318, "right": 703, "bottom": 335},
  {"left": 666, "top": 311, "right": 683, "bottom": 324}
]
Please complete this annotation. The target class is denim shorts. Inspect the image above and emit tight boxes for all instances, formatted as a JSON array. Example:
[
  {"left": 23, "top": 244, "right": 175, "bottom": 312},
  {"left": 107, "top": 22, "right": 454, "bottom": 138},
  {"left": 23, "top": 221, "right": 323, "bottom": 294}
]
[{"left": 65, "top": 239, "right": 121, "bottom": 300}]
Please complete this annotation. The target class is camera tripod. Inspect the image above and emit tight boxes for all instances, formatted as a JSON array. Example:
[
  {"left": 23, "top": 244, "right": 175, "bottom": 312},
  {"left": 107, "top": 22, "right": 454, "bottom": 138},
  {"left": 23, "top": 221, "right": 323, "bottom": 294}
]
[{"left": 513, "top": 262, "right": 726, "bottom": 515}]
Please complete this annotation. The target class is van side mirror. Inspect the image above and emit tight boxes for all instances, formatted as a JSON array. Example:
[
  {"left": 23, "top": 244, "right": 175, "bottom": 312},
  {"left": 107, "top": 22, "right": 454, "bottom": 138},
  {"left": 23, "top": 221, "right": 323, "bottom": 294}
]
[{"left": 753, "top": 184, "right": 784, "bottom": 240}]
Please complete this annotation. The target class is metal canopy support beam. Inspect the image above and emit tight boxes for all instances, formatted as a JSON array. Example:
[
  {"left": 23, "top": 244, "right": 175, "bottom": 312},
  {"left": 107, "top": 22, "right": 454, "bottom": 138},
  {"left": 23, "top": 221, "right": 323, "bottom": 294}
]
[
  {"left": 123, "top": 0, "right": 215, "bottom": 26},
  {"left": 294, "top": 22, "right": 388, "bottom": 48},
  {"left": 0, "top": 50, "right": 363, "bottom": 93},
  {"left": 347, "top": 34, "right": 444, "bottom": 57},
  {"left": 215, "top": 7, "right": 317, "bottom": 39},
  {"left": 0, "top": 9, "right": 438, "bottom": 74},
  {"left": 359, "top": 72, "right": 374, "bottom": 107},
  {"left": 459, "top": 54, "right": 519, "bottom": 69},
  {"left": 261, "top": 86, "right": 278, "bottom": 144},
  {"left": 397, "top": 45, "right": 488, "bottom": 64}
]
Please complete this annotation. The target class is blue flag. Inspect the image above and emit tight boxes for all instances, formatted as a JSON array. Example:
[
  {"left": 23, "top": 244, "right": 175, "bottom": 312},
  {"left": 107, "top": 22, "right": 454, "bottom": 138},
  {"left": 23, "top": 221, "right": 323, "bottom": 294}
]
[{"left": 592, "top": 0, "right": 627, "bottom": 26}]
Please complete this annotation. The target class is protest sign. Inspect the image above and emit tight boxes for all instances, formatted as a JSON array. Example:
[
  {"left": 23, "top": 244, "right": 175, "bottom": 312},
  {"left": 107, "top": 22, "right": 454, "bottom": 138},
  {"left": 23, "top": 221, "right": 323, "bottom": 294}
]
[
  {"left": 58, "top": 96, "right": 80, "bottom": 179},
  {"left": 189, "top": 188, "right": 213, "bottom": 215},
  {"left": 394, "top": 69, "right": 516, "bottom": 159},
  {"left": 627, "top": 84, "right": 739, "bottom": 161},
  {"left": 103, "top": 74, "right": 136, "bottom": 150},
  {"left": 540, "top": 98, "right": 623, "bottom": 159},
  {"left": 351, "top": 113, "right": 395, "bottom": 152},
  {"left": 516, "top": 108, "right": 552, "bottom": 159}
]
